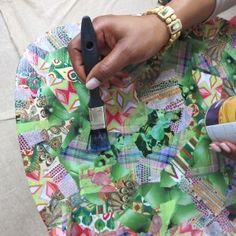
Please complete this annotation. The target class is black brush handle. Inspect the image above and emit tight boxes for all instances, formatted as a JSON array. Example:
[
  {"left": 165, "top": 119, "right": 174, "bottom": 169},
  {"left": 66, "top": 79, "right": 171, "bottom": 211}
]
[{"left": 81, "top": 16, "right": 104, "bottom": 108}]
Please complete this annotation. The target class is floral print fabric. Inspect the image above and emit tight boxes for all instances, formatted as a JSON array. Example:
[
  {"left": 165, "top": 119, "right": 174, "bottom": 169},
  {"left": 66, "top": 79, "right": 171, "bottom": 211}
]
[{"left": 15, "top": 18, "right": 236, "bottom": 235}]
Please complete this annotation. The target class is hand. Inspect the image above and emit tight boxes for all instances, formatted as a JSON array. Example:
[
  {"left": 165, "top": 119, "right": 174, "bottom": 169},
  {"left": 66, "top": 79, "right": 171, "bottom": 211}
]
[
  {"left": 68, "top": 14, "right": 169, "bottom": 89},
  {"left": 210, "top": 142, "right": 236, "bottom": 161}
]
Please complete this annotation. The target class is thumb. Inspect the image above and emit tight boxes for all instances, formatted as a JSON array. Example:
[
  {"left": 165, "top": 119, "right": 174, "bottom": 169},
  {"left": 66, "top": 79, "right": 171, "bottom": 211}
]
[{"left": 85, "top": 42, "right": 131, "bottom": 90}]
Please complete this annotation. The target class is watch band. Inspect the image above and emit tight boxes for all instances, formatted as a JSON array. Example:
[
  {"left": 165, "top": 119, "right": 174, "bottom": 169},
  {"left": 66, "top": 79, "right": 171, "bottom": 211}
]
[{"left": 144, "top": 6, "right": 182, "bottom": 52}]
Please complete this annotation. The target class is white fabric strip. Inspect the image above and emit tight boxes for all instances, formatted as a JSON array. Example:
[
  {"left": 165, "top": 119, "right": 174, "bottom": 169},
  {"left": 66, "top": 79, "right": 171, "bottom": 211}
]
[{"left": 210, "top": 0, "right": 236, "bottom": 19}]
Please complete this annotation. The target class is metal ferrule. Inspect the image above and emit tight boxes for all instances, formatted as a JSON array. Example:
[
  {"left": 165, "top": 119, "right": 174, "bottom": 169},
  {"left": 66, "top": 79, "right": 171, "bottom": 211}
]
[{"left": 89, "top": 106, "right": 106, "bottom": 130}]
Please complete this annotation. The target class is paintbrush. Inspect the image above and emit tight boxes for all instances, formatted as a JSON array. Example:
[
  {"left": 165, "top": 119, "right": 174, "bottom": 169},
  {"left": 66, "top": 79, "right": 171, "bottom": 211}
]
[{"left": 81, "top": 16, "right": 110, "bottom": 152}]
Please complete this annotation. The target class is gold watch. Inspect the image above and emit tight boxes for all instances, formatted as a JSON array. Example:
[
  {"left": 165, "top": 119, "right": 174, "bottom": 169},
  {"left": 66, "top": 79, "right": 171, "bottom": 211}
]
[{"left": 144, "top": 6, "right": 182, "bottom": 51}]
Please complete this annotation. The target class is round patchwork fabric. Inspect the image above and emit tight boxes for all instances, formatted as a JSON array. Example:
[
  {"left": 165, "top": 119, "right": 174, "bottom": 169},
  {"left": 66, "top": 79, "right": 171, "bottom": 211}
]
[{"left": 15, "top": 18, "right": 236, "bottom": 235}]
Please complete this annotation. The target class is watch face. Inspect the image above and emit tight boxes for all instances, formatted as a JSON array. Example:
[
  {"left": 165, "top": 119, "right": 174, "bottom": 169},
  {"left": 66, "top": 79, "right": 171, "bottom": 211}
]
[
  {"left": 158, "top": 6, "right": 174, "bottom": 19},
  {"left": 169, "top": 19, "right": 182, "bottom": 34}
]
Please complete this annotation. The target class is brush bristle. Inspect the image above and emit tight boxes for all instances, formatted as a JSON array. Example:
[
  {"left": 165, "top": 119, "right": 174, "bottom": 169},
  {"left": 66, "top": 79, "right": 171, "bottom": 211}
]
[{"left": 90, "top": 129, "right": 110, "bottom": 152}]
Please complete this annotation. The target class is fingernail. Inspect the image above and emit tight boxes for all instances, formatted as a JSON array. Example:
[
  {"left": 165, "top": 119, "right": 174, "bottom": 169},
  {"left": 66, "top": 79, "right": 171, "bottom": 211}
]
[
  {"left": 219, "top": 143, "right": 231, "bottom": 153},
  {"left": 209, "top": 144, "right": 221, "bottom": 153},
  {"left": 86, "top": 77, "right": 101, "bottom": 90}
]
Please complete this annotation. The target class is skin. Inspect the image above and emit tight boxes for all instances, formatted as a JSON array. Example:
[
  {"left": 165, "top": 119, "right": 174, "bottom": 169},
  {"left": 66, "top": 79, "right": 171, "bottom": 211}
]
[
  {"left": 210, "top": 142, "right": 236, "bottom": 161},
  {"left": 68, "top": 0, "right": 236, "bottom": 160},
  {"left": 68, "top": 14, "right": 169, "bottom": 82}
]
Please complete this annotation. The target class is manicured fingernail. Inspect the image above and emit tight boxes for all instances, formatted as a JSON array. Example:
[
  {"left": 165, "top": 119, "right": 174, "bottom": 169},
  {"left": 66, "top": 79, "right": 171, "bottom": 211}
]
[
  {"left": 209, "top": 144, "right": 221, "bottom": 153},
  {"left": 219, "top": 143, "right": 231, "bottom": 153},
  {"left": 86, "top": 77, "right": 101, "bottom": 90}
]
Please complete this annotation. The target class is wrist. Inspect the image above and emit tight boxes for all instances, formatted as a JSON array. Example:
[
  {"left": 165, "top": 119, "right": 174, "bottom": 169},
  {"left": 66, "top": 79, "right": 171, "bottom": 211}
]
[
  {"left": 167, "top": 0, "right": 216, "bottom": 30},
  {"left": 145, "top": 14, "right": 170, "bottom": 49},
  {"left": 144, "top": 6, "right": 183, "bottom": 53}
]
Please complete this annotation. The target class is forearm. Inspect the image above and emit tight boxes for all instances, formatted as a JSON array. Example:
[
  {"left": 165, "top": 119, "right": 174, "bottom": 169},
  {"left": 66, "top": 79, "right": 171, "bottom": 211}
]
[{"left": 167, "top": 0, "right": 216, "bottom": 30}]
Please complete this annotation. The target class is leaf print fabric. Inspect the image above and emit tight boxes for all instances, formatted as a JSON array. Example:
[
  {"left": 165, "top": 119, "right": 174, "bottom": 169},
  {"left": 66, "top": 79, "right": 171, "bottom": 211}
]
[{"left": 15, "top": 17, "right": 236, "bottom": 235}]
